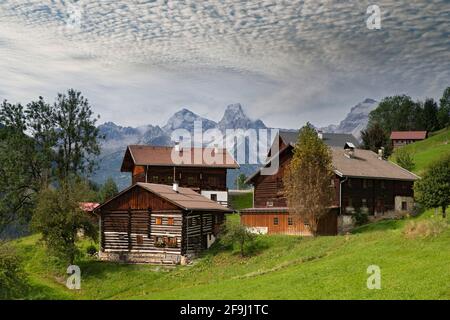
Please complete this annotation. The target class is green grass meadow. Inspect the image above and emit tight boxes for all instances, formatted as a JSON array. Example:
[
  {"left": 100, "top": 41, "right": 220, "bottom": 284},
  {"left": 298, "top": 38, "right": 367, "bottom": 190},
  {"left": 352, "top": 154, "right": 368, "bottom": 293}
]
[
  {"left": 10, "top": 209, "right": 450, "bottom": 300},
  {"left": 391, "top": 128, "right": 450, "bottom": 175}
]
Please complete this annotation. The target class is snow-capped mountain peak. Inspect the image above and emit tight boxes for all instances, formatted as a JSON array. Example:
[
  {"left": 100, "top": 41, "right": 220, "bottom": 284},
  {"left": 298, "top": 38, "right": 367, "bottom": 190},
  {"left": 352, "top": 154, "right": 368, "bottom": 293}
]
[
  {"left": 218, "top": 103, "right": 267, "bottom": 131},
  {"left": 162, "top": 108, "right": 217, "bottom": 132}
]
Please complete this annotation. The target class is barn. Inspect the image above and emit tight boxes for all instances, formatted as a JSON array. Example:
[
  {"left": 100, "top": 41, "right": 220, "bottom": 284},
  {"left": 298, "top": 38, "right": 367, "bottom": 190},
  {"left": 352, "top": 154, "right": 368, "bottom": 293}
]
[{"left": 95, "top": 182, "right": 232, "bottom": 264}]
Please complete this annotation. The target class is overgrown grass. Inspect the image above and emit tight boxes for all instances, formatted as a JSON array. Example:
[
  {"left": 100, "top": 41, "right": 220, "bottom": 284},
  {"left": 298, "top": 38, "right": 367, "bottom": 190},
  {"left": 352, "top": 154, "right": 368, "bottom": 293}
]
[
  {"left": 391, "top": 128, "right": 450, "bottom": 175},
  {"left": 7, "top": 208, "right": 450, "bottom": 300}
]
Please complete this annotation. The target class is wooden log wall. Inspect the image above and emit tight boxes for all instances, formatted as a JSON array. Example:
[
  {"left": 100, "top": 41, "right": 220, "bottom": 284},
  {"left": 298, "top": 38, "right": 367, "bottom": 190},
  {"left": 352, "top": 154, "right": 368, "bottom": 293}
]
[
  {"left": 131, "top": 166, "right": 227, "bottom": 191},
  {"left": 182, "top": 212, "right": 218, "bottom": 255}
]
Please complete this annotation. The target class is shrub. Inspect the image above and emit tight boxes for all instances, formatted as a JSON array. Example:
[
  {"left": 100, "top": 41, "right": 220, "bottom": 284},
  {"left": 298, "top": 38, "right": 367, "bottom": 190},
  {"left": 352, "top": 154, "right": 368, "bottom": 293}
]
[
  {"left": 0, "top": 242, "right": 28, "bottom": 299},
  {"left": 403, "top": 218, "right": 448, "bottom": 239},
  {"left": 220, "top": 219, "right": 256, "bottom": 257},
  {"left": 395, "top": 148, "right": 415, "bottom": 171},
  {"left": 353, "top": 208, "right": 369, "bottom": 226},
  {"left": 86, "top": 244, "right": 97, "bottom": 256}
]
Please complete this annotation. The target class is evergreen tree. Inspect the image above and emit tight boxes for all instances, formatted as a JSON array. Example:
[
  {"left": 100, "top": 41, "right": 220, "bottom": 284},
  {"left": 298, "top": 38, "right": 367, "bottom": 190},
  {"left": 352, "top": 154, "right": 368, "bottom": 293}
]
[
  {"left": 361, "top": 122, "right": 393, "bottom": 157},
  {"left": 422, "top": 98, "right": 439, "bottom": 132},
  {"left": 99, "top": 177, "right": 119, "bottom": 202},
  {"left": 438, "top": 87, "right": 450, "bottom": 129},
  {"left": 53, "top": 89, "right": 102, "bottom": 182}
]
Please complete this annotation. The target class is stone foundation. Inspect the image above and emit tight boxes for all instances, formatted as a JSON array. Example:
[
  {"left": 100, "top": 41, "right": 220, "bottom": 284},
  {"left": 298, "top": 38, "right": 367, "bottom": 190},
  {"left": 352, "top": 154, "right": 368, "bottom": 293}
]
[{"left": 99, "top": 251, "right": 183, "bottom": 265}]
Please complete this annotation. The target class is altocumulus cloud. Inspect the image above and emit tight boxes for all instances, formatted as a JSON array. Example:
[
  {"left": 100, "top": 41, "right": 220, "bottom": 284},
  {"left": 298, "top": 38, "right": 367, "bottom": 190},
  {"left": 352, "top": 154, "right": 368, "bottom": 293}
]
[{"left": 0, "top": 0, "right": 449, "bottom": 127}]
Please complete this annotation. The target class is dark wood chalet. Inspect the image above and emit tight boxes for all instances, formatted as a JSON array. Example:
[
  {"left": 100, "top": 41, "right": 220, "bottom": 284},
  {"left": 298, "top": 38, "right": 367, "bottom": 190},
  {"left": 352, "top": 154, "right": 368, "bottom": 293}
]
[
  {"left": 243, "top": 130, "right": 419, "bottom": 236},
  {"left": 390, "top": 131, "right": 428, "bottom": 149},
  {"left": 95, "top": 182, "right": 232, "bottom": 264},
  {"left": 121, "top": 145, "right": 239, "bottom": 206}
]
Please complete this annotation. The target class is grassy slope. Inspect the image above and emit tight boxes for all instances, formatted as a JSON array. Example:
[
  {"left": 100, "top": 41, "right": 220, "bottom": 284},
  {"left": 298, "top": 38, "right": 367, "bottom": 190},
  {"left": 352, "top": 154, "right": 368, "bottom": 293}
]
[
  {"left": 12, "top": 210, "right": 450, "bottom": 300},
  {"left": 391, "top": 128, "right": 450, "bottom": 175}
]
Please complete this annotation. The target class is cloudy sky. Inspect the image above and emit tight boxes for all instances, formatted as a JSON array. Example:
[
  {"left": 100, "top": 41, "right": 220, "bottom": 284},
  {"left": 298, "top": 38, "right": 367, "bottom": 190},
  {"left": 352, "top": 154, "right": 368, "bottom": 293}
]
[{"left": 0, "top": 0, "right": 449, "bottom": 128}]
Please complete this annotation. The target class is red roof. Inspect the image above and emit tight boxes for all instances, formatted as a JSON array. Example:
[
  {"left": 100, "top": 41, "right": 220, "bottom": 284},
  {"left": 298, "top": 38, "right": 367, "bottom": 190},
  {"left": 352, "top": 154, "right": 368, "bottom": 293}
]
[
  {"left": 390, "top": 131, "right": 427, "bottom": 140},
  {"left": 121, "top": 145, "right": 239, "bottom": 172},
  {"left": 80, "top": 202, "right": 100, "bottom": 212}
]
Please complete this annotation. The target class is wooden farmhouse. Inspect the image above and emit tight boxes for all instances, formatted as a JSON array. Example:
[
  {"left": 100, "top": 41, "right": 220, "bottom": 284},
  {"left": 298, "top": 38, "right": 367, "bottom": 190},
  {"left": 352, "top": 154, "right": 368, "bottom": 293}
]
[
  {"left": 242, "top": 130, "right": 419, "bottom": 236},
  {"left": 390, "top": 131, "right": 428, "bottom": 149},
  {"left": 95, "top": 182, "right": 232, "bottom": 264},
  {"left": 120, "top": 144, "right": 239, "bottom": 206}
]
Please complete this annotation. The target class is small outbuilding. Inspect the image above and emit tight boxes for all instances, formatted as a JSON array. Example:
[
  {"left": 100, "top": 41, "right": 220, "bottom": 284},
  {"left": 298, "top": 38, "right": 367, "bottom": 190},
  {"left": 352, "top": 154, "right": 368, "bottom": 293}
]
[{"left": 95, "top": 182, "right": 232, "bottom": 264}]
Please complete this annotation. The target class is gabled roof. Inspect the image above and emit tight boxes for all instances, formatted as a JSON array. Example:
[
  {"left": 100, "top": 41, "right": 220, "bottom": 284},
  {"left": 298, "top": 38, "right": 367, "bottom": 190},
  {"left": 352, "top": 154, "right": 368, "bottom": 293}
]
[
  {"left": 390, "top": 131, "right": 427, "bottom": 140},
  {"left": 330, "top": 147, "right": 419, "bottom": 181},
  {"left": 279, "top": 130, "right": 360, "bottom": 148},
  {"left": 247, "top": 144, "right": 419, "bottom": 183},
  {"left": 121, "top": 145, "right": 239, "bottom": 172},
  {"left": 95, "top": 183, "right": 233, "bottom": 213}
]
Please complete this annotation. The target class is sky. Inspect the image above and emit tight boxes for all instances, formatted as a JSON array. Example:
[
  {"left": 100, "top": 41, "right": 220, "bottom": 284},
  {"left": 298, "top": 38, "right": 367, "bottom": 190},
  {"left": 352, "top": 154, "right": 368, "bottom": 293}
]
[{"left": 0, "top": 0, "right": 449, "bottom": 129}]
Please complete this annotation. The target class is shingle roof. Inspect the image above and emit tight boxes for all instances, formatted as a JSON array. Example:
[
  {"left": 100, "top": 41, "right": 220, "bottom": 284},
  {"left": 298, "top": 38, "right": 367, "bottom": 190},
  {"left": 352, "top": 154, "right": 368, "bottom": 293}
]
[
  {"left": 390, "top": 131, "right": 427, "bottom": 140},
  {"left": 247, "top": 144, "right": 419, "bottom": 183},
  {"left": 137, "top": 183, "right": 232, "bottom": 212},
  {"left": 96, "top": 183, "right": 232, "bottom": 212},
  {"left": 121, "top": 145, "right": 239, "bottom": 171},
  {"left": 330, "top": 147, "right": 419, "bottom": 181},
  {"left": 279, "top": 130, "right": 360, "bottom": 148}
]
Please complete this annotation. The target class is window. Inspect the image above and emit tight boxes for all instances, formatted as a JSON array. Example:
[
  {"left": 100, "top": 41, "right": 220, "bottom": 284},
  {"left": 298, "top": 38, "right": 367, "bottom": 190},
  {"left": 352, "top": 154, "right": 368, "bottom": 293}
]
[
  {"left": 348, "top": 197, "right": 353, "bottom": 207},
  {"left": 187, "top": 176, "right": 196, "bottom": 185},
  {"left": 155, "top": 217, "right": 162, "bottom": 225},
  {"left": 348, "top": 179, "right": 352, "bottom": 188},
  {"left": 168, "top": 217, "right": 174, "bottom": 225},
  {"left": 273, "top": 217, "right": 279, "bottom": 225},
  {"left": 288, "top": 217, "right": 293, "bottom": 226},
  {"left": 152, "top": 175, "right": 159, "bottom": 183},
  {"left": 210, "top": 194, "right": 217, "bottom": 201},
  {"left": 363, "top": 179, "right": 367, "bottom": 188},
  {"left": 267, "top": 201, "right": 274, "bottom": 207},
  {"left": 380, "top": 180, "right": 385, "bottom": 189},
  {"left": 362, "top": 198, "right": 367, "bottom": 207},
  {"left": 401, "top": 201, "right": 407, "bottom": 211},
  {"left": 167, "top": 175, "right": 173, "bottom": 183},
  {"left": 167, "top": 237, "right": 178, "bottom": 248}
]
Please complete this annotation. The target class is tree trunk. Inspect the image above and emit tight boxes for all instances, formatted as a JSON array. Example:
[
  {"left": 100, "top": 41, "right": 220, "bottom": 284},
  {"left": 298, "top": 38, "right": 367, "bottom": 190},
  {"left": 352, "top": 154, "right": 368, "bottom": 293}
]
[{"left": 443, "top": 206, "right": 447, "bottom": 219}]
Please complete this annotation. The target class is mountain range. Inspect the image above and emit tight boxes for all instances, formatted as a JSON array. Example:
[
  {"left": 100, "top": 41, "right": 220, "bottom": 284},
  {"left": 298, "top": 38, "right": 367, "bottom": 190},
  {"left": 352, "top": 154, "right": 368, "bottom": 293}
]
[{"left": 92, "top": 99, "right": 378, "bottom": 190}]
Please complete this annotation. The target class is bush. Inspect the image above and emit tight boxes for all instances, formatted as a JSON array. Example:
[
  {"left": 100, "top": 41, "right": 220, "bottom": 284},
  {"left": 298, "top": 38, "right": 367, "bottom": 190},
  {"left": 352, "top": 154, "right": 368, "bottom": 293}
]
[
  {"left": 86, "top": 244, "right": 97, "bottom": 256},
  {"left": 395, "top": 149, "right": 415, "bottom": 171},
  {"left": 0, "top": 242, "right": 28, "bottom": 299},
  {"left": 403, "top": 218, "right": 448, "bottom": 239},
  {"left": 220, "top": 219, "right": 256, "bottom": 257},
  {"left": 353, "top": 209, "right": 369, "bottom": 226}
]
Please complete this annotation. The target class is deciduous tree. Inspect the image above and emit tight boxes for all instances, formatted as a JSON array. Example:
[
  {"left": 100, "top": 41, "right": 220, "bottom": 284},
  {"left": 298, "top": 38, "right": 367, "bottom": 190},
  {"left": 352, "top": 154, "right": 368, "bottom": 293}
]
[
  {"left": 283, "top": 123, "right": 335, "bottom": 235},
  {"left": 414, "top": 154, "right": 450, "bottom": 218}
]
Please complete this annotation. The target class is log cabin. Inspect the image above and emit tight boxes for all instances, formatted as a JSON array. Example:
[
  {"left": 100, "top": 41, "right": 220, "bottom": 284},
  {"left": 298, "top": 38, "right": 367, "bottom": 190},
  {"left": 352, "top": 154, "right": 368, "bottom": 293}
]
[
  {"left": 95, "top": 182, "right": 232, "bottom": 264},
  {"left": 242, "top": 130, "right": 419, "bottom": 236},
  {"left": 390, "top": 131, "right": 428, "bottom": 149},
  {"left": 120, "top": 144, "right": 239, "bottom": 206}
]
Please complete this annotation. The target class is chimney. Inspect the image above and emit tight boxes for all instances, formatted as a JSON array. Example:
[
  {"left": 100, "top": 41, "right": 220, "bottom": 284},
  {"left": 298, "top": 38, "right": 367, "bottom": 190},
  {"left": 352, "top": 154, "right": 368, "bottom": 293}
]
[
  {"left": 344, "top": 142, "right": 355, "bottom": 158},
  {"left": 172, "top": 182, "right": 179, "bottom": 193},
  {"left": 174, "top": 141, "right": 180, "bottom": 152},
  {"left": 318, "top": 130, "right": 323, "bottom": 140},
  {"left": 378, "top": 147, "right": 384, "bottom": 160}
]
